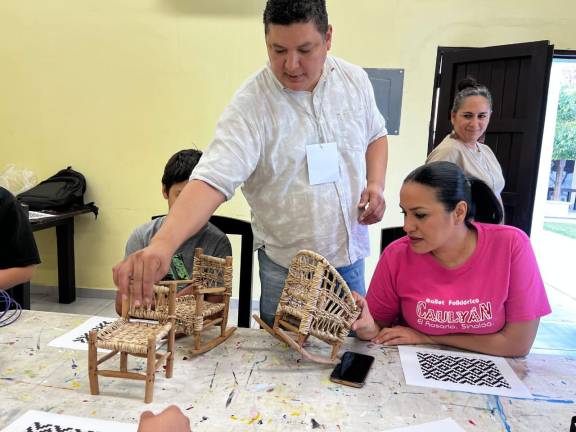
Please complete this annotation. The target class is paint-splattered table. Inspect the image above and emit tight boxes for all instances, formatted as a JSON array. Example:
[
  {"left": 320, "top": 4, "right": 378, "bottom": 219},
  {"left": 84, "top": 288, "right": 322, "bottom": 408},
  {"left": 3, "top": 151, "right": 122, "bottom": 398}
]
[{"left": 0, "top": 310, "right": 574, "bottom": 431}]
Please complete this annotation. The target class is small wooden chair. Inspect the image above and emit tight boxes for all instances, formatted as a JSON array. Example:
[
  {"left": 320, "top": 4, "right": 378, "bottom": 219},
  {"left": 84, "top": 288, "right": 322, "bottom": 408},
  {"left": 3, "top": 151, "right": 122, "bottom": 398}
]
[
  {"left": 88, "top": 281, "right": 176, "bottom": 403},
  {"left": 253, "top": 250, "right": 360, "bottom": 365},
  {"left": 174, "top": 248, "right": 236, "bottom": 354}
]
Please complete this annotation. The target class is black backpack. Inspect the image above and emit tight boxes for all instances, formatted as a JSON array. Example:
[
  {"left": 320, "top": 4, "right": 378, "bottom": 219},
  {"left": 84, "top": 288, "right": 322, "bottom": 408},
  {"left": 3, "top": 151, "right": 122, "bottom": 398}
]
[{"left": 17, "top": 166, "right": 98, "bottom": 216}]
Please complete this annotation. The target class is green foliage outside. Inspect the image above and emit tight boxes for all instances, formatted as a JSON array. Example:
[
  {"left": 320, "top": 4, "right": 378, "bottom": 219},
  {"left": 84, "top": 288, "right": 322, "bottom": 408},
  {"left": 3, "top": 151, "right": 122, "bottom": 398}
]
[
  {"left": 551, "top": 83, "right": 576, "bottom": 200},
  {"left": 553, "top": 85, "right": 576, "bottom": 161},
  {"left": 543, "top": 222, "right": 576, "bottom": 239}
]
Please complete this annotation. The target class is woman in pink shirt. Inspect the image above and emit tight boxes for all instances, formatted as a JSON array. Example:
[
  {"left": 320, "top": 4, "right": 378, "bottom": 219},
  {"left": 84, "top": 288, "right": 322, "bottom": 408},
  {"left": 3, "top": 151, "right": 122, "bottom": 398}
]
[{"left": 353, "top": 161, "right": 551, "bottom": 357}]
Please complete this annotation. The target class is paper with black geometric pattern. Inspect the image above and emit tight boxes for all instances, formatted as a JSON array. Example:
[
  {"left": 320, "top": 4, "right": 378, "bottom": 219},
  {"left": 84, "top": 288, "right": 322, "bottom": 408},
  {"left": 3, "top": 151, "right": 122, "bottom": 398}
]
[
  {"left": 0, "top": 410, "right": 136, "bottom": 432},
  {"left": 417, "top": 352, "right": 511, "bottom": 388},
  {"left": 48, "top": 316, "right": 114, "bottom": 352},
  {"left": 398, "top": 346, "right": 532, "bottom": 398}
]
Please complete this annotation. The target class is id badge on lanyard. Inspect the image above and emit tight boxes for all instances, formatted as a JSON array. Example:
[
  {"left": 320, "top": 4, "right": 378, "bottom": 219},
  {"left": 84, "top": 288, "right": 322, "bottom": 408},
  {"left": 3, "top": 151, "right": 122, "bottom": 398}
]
[{"left": 305, "top": 142, "right": 339, "bottom": 185}]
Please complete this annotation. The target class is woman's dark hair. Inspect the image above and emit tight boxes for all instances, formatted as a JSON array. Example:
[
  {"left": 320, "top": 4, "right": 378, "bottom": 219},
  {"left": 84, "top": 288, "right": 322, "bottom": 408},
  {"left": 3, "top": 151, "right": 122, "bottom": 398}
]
[
  {"left": 404, "top": 161, "right": 503, "bottom": 225},
  {"left": 161, "top": 149, "right": 202, "bottom": 193},
  {"left": 451, "top": 76, "right": 493, "bottom": 113},
  {"left": 263, "top": 0, "right": 329, "bottom": 35}
]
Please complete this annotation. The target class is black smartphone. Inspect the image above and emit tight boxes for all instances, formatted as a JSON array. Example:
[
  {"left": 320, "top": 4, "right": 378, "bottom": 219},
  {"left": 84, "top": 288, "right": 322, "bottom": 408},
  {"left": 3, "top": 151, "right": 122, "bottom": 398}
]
[{"left": 329, "top": 351, "right": 374, "bottom": 388}]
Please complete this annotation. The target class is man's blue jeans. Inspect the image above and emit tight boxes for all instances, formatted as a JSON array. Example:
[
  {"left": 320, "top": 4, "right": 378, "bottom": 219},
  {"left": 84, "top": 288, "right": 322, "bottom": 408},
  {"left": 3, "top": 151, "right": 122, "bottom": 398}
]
[{"left": 258, "top": 248, "right": 365, "bottom": 327}]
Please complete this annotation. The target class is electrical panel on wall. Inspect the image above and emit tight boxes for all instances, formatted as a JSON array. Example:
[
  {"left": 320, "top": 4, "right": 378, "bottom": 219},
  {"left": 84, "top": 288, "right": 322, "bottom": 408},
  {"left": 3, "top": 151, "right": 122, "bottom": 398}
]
[{"left": 364, "top": 68, "right": 404, "bottom": 135}]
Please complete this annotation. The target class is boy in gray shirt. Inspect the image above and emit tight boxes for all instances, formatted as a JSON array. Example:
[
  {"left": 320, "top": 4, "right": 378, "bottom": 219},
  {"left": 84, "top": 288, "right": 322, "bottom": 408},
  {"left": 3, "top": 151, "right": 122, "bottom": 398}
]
[{"left": 116, "top": 149, "right": 231, "bottom": 314}]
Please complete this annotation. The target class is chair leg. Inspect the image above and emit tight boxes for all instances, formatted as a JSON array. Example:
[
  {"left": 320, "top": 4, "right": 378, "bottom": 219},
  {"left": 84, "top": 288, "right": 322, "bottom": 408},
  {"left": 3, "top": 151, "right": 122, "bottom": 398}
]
[
  {"left": 166, "top": 327, "right": 175, "bottom": 379},
  {"left": 298, "top": 333, "right": 307, "bottom": 348},
  {"left": 253, "top": 314, "right": 277, "bottom": 339},
  {"left": 120, "top": 352, "right": 128, "bottom": 372},
  {"left": 276, "top": 327, "right": 340, "bottom": 365},
  {"left": 194, "top": 331, "right": 201, "bottom": 352},
  {"left": 87, "top": 330, "right": 99, "bottom": 395},
  {"left": 330, "top": 342, "right": 342, "bottom": 362},
  {"left": 220, "top": 311, "right": 229, "bottom": 336},
  {"left": 144, "top": 336, "right": 156, "bottom": 404}
]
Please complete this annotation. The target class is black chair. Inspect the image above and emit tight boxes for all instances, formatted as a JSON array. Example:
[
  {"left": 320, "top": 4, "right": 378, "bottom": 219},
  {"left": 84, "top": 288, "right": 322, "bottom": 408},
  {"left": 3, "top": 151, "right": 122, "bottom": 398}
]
[
  {"left": 380, "top": 227, "right": 405, "bottom": 254},
  {"left": 208, "top": 215, "right": 254, "bottom": 328}
]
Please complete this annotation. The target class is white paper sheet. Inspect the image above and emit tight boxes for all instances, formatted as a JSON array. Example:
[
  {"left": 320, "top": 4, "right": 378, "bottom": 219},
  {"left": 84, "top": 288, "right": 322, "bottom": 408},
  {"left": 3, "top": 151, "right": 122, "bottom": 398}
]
[
  {"left": 0, "top": 410, "right": 137, "bottom": 432},
  {"left": 48, "top": 316, "right": 115, "bottom": 351},
  {"left": 385, "top": 418, "right": 465, "bottom": 431},
  {"left": 398, "top": 346, "right": 532, "bottom": 398},
  {"left": 305, "top": 142, "right": 339, "bottom": 185}
]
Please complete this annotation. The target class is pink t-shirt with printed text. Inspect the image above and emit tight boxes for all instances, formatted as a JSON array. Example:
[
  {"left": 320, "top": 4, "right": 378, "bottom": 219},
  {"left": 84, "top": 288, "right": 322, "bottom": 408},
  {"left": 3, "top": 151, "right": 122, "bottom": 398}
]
[{"left": 366, "top": 223, "right": 551, "bottom": 335}]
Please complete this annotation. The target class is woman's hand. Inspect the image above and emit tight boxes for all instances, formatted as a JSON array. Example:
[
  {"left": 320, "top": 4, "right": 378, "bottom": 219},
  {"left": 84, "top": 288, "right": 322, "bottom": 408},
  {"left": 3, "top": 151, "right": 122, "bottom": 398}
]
[
  {"left": 351, "top": 292, "right": 380, "bottom": 340},
  {"left": 371, "top": 325, "right": 433, "bottom": 346}
]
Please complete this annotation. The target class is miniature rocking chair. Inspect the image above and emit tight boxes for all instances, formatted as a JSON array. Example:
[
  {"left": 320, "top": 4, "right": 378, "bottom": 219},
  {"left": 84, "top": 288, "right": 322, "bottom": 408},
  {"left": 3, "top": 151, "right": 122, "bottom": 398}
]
[
  {"left": 253, "top": 250, "right": 360, "bottom": 365},
  {"left": 174, "top": 248, "right": 236, "bottom": 355},
  {"left": 88, "top": 281, "right": 177, "bottom": 403}
]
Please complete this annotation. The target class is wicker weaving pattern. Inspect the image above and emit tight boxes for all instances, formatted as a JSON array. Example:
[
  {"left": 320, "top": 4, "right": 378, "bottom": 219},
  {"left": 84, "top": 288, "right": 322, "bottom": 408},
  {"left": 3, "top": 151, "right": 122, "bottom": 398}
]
[
  {"left": 280, "top": 251, "right": 359, "bottom": 342},
  {"left": 254, "top": 250, "right": 360, "bottom": 364},
  {"left": 127, "top": 285, "right": 171, "bottom": 323},
  {"left": 173, "top": 248, "right": 236, "bottom": 354},
  {"left": 190, "top": 252, "right": 232, "bottom": 293},
  {"left": 95, "top": 320, "right": 173, "bottom": 355},
  {"left": 175, "top": 296, "right": 225, "bottom": 333}
]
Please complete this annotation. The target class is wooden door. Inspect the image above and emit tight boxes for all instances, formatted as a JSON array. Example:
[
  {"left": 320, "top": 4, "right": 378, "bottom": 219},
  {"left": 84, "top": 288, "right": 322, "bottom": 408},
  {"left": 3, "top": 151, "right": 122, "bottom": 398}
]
[{"left": 428, "top": 41, "right": 553, "bottom": 235}]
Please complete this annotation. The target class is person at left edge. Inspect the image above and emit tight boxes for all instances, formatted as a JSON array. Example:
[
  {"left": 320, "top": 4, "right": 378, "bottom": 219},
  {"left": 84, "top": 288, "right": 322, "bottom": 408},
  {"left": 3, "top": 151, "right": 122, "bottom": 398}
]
[{"left": 0, "top": 186, "right": 41, "bottom": 291}]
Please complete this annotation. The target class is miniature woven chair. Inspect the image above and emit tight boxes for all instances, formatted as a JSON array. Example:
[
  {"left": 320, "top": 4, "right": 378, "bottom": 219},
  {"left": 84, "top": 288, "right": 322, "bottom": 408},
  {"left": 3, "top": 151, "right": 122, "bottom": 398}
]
[
  {"left": 88, "top": 281, "right": 176, "bottom": 403},
  {"left": 253, "top": 250, "right": 360, "bottom": 365},
  {"left": 174, "top": 248, "right": 236, "bottom": 354}
]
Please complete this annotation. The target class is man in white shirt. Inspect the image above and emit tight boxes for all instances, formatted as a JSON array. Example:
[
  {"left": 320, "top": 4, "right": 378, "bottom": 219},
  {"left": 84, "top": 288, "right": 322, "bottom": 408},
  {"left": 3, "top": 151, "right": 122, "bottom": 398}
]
[{"left": 114, "top": 0, "right": 389, "bottom": 326}]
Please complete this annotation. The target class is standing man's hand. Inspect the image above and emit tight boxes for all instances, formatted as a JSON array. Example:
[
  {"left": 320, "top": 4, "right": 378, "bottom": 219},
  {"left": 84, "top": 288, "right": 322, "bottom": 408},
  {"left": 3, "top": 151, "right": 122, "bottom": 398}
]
[
  {"left": 112, "top": 243, "right": 172, "bottom": 307},
  {"left": 358, "top": 182, "right": 386, "bottom": 225},
  {"left": 363, "top": 135, "right": 388, "bottom": 225},
  {"left": 137, "top": 405, "right": 191, "bottom": 432}
]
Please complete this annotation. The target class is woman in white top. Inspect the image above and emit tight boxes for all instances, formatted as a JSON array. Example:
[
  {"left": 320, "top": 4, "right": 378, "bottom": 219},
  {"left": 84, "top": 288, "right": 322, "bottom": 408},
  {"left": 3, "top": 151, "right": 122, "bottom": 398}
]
[{"left": 427, "top": 77, "right": 505, "bottom": 209}]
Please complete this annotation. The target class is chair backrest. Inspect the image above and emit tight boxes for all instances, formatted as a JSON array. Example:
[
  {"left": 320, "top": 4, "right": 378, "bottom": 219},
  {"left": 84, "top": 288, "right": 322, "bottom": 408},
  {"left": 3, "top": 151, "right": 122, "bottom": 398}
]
[
  {"left": 191, "top": 248, "right": 233, "bottom": 295},
  {"left": 124, "top": 282, "right": 176, "bottom": 323},
  {"left": 279, "top": 250, "right": 359, "bottom": 343},
  {"left": 380, "top": 226, "right": 406, "bottom": 253},
  {"left": 151, "top": 214, "right": 254, "bottom": 328}
]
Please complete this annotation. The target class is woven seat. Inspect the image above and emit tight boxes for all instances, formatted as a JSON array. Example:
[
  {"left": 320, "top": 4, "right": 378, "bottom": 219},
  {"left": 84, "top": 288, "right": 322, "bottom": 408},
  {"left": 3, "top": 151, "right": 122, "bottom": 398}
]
[
  {"left": 88, "top": 282, "right": 177, "bottom": 403},
  {"left": 254, "top": 250, "right": 360, "bottom": 364},
  {"left": 174, "top": 248, "right": 236, "bottom": 354},
  {"left": 94, "top": 320, "right": 173, "bottom": 355},
  {"left": 175, "top": 296, "right": 225, "bottom": 334}
]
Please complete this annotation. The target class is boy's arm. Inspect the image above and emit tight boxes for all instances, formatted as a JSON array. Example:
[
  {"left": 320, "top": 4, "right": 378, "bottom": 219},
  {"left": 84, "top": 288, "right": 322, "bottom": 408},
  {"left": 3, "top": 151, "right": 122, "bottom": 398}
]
[{"left": 0, "top": 265, "right": 37, "bottom": 290}]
